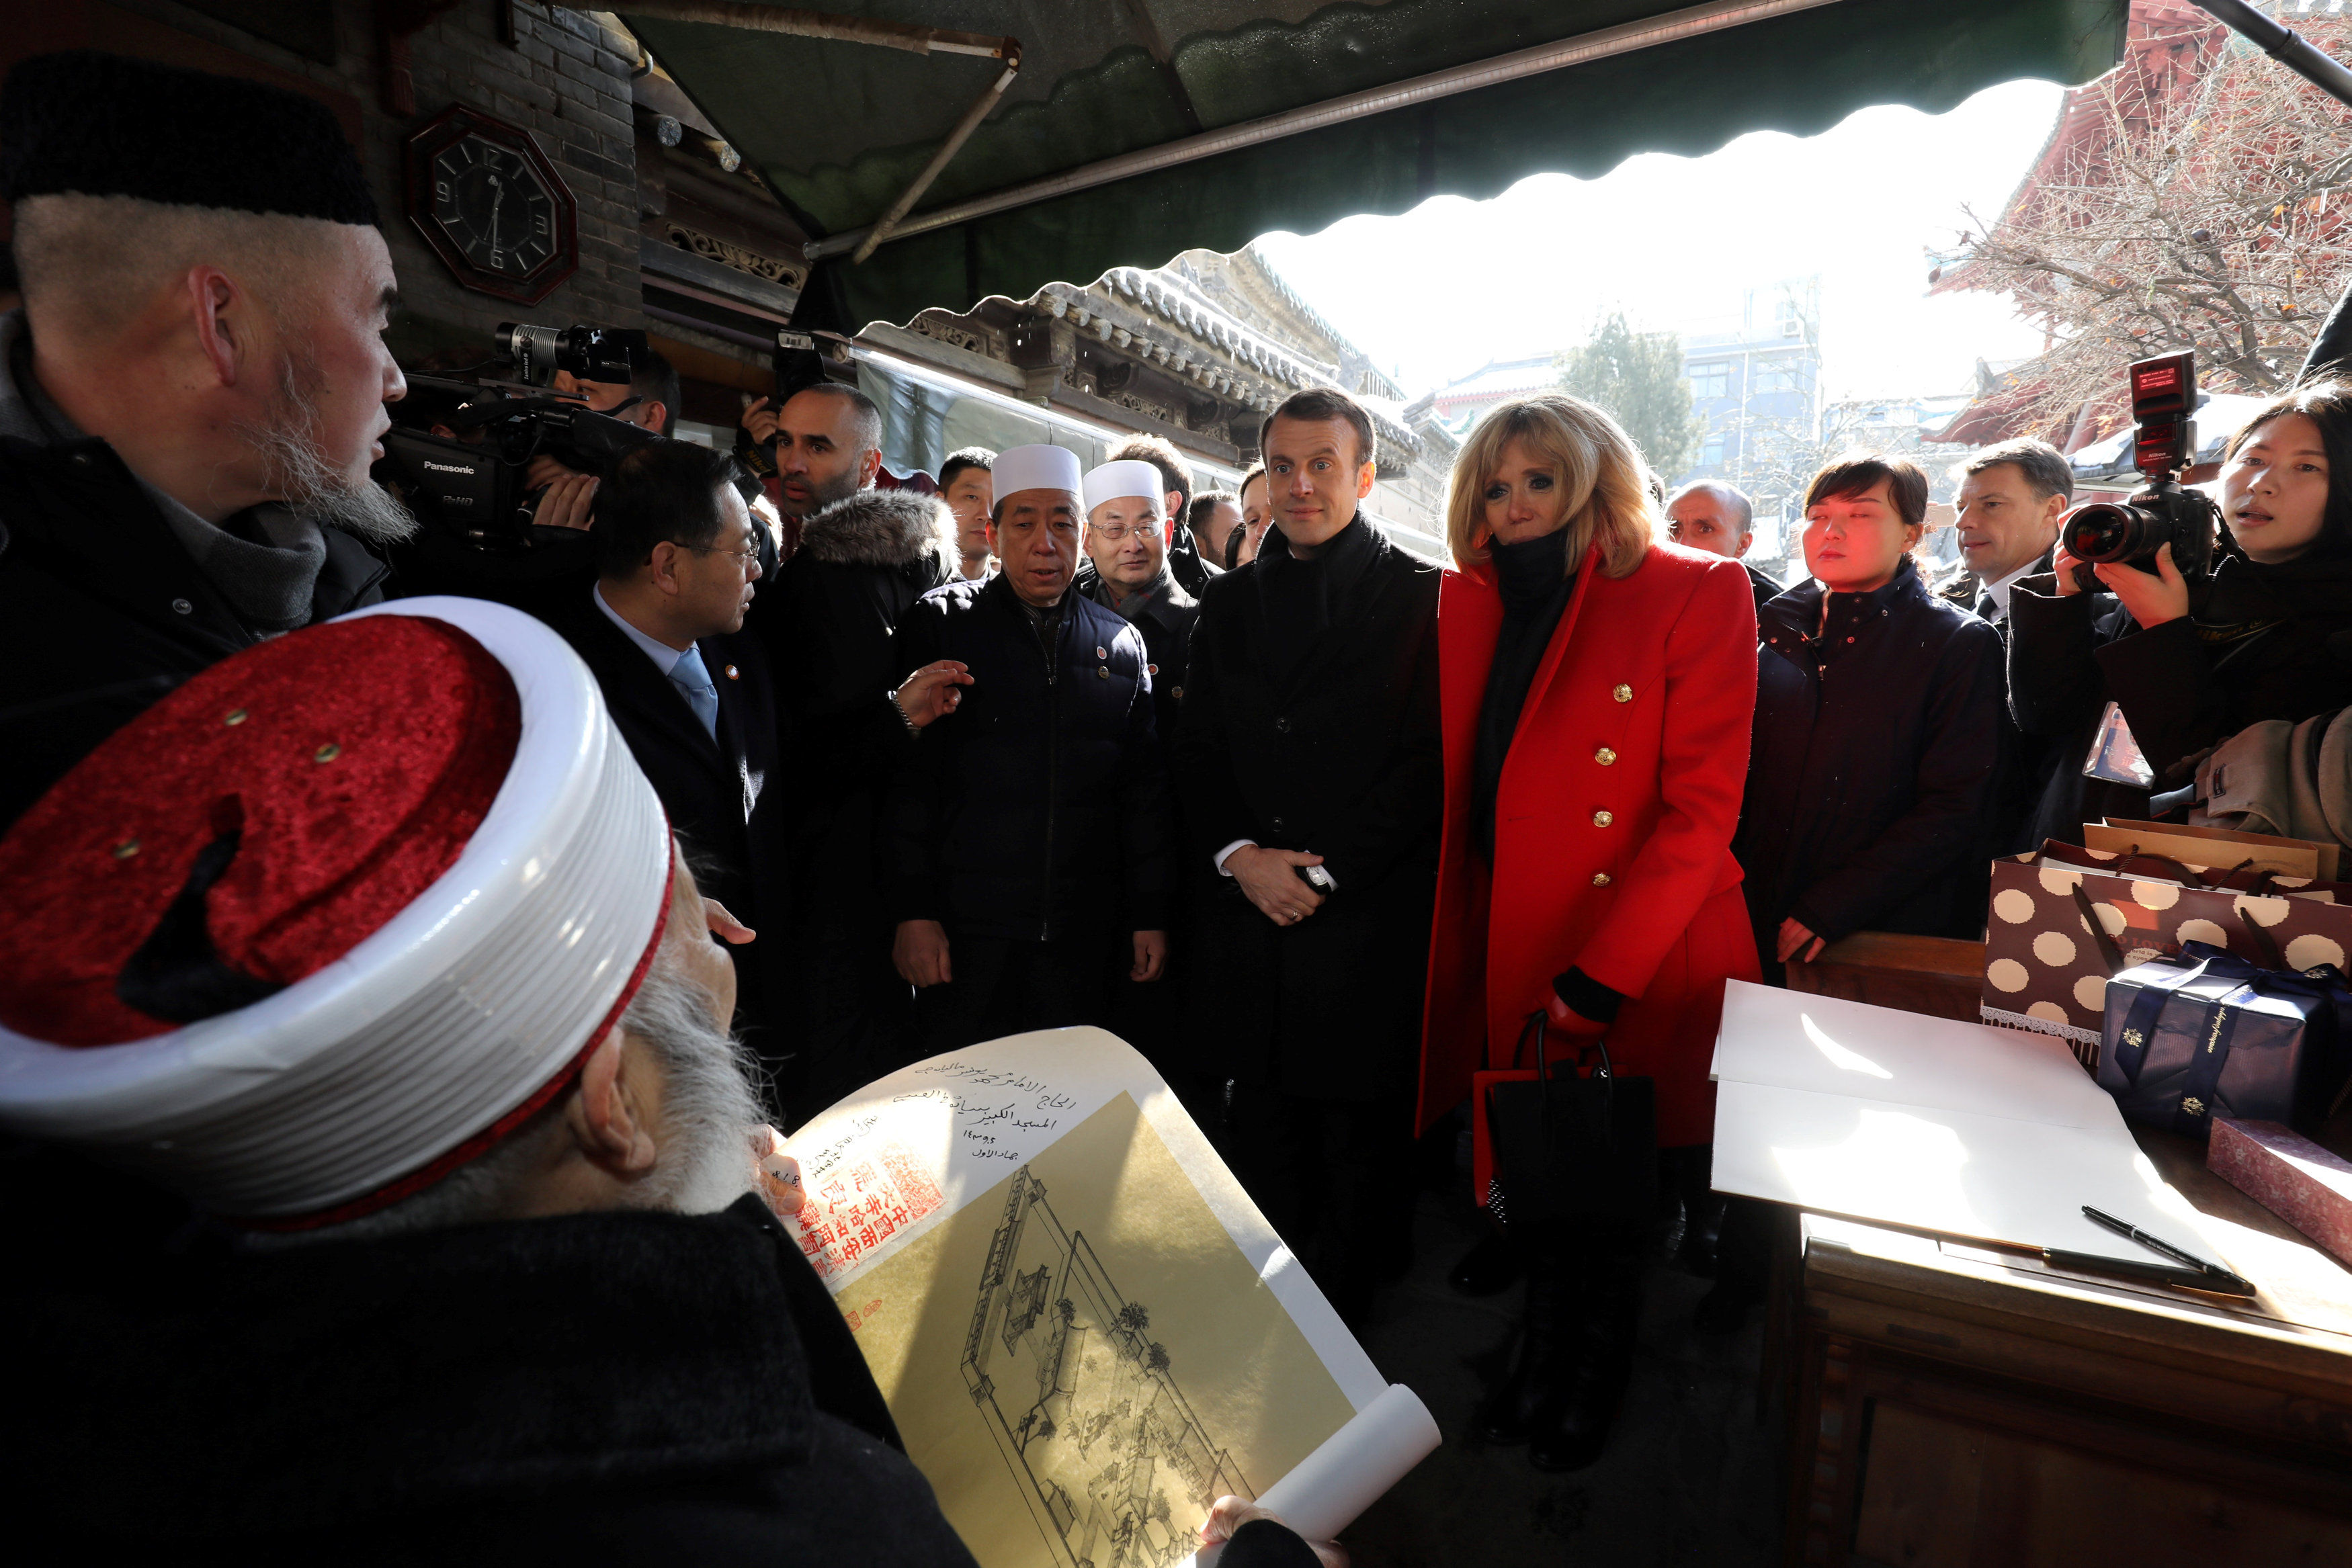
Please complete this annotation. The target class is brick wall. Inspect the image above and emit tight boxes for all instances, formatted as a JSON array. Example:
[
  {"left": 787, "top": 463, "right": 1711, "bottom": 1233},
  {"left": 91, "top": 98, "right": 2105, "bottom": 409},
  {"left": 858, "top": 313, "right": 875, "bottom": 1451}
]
[
  {"left": 387, "top": 3, "right": 644, "bottom": 350},
  {"left": 91, "top": 1, "right": 647, "bottom": 357}
]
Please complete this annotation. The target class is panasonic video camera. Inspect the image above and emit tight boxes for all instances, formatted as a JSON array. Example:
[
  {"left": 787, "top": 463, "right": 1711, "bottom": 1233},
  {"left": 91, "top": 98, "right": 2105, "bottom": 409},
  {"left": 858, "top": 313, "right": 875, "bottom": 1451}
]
[
  {"left": 374, "top": 322, "right": 660, "bottom": 552},
  {"left": 2057, "top": 351, "right": 2220, "bottom": 590}
]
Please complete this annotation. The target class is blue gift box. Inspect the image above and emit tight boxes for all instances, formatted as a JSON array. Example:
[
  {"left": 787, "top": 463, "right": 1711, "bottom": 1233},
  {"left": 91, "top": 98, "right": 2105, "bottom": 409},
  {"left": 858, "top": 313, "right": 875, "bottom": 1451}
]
[{"left": 2095, "top": 944, "right": 2351, "bottom": 1138}]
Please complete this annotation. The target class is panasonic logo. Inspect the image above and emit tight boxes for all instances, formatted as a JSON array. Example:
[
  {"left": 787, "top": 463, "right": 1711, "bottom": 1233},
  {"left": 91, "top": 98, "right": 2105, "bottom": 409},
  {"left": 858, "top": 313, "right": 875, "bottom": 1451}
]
[{"left": 422, "top": 461, "right": 474, "bottom": 474}]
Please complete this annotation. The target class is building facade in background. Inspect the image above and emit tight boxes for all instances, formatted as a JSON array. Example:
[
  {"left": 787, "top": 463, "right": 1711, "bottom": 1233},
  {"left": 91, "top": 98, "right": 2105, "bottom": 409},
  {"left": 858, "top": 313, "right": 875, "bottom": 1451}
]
[{"left": 0, "top": 4, "right": 1449, "bottom": 555}]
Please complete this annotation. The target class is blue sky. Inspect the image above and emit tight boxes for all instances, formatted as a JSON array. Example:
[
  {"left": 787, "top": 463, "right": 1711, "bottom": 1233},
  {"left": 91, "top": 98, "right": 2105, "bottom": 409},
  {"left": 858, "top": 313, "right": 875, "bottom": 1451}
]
[{"left": 1252, "top": 78, "right": 2068, "bottom": 405}]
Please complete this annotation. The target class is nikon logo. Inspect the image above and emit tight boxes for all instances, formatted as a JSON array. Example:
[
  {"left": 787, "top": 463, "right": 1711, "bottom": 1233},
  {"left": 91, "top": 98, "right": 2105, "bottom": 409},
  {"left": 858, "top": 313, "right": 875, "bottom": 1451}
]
[{"left": 422, "top": 460, "right": 474, "bottom": 474}]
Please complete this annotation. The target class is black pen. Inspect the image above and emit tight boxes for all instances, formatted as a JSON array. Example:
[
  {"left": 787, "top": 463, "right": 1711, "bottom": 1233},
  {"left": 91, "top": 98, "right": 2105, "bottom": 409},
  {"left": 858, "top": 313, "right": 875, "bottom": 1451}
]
[
  {"left": 2040, "top": 1248, "right": 2246, "bottom": 1295},
  {"left": 2081, "top": 1205, "right": 2257, "bottom": 1295}
]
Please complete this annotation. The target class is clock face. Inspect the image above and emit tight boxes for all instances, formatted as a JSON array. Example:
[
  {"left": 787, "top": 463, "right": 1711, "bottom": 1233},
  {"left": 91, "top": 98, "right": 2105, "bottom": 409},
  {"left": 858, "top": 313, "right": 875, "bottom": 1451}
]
[
  {"left": 429, "top": 134, "right": 558, "bottom": 279},
  {"left": 405, "top": 106, "right": 577, "bottom": 305}
]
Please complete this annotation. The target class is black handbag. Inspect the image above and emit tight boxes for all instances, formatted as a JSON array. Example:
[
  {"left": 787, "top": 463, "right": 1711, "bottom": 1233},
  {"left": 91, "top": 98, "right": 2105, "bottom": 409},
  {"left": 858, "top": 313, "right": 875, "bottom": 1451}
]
[{"left": 1481, "top": 1011, "right": 1658, "bottom": 1233}]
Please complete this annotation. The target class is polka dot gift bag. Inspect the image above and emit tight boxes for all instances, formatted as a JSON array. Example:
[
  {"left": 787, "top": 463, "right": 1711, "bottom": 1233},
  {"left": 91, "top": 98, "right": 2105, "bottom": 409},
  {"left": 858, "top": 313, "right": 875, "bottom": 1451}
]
[{"left": 1979, "top": 842, "right": 2352, "bottom": 1077}]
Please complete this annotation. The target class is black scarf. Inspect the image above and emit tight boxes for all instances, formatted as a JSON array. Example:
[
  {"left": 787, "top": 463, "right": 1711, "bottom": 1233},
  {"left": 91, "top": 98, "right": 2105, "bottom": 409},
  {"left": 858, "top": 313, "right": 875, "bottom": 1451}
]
[
  {"left": 1257, "top": 512, "right": 1376, "bottom": 688},
  {"left": 1472, "top": 526, "right": 1577, "bottom": 861},
  {"left": 2196, "top": 539, "right": 2352, "bottom": 652}
]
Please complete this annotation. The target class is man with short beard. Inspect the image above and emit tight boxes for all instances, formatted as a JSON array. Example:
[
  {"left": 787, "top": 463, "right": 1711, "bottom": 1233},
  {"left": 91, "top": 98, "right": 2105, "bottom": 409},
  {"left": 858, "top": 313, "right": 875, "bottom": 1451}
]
[
  {"left": 737, "top": 380, "right": 883, "bottom": 560},
  {"left": 0, "top": 52, "right": 411, "bottom": 829}
]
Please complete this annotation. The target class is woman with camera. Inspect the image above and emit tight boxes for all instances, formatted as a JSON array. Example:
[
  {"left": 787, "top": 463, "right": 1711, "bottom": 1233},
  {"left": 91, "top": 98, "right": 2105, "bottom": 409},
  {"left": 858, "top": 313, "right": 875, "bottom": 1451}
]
[
  {"left": 1416, "top": 392, "right": 1760, "bottom": 1471},
  {"left": 2009, "top": 381, "right": 2352, "bottom": 840}
]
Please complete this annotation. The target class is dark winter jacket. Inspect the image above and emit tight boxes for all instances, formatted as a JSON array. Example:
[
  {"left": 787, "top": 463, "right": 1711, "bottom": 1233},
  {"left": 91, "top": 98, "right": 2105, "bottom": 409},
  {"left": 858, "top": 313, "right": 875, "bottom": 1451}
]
[
  {"left": 761, "top": 488, "right": 958, "bottom": 725},
  {"left": 1743, "top": 560, "right": 1782, "bottom": 617},
  {"left": 1169, "top": 516, "right": 1443, "bottom": 1096},
  {"left": 1734, "top": 558, "right": 2005, "bottom": 973},
  {"left": 886, "top": 573, "right": 1173, "bottom": 941},
  {"left": 5, "top": 1192, "right": 978, "bottom": 1563},
  {"left": 755, "top": 489, "right": 960, "bottom": 1090},
  {"left": 0, "top": 435, "right": 388, "bottom": 831},
  {"left": 2005, "top": 573, "right": 2145, "bottom": 842},
  {"left": 2008, "top": 546, "right": 2352, "bottom": 843},
  {"left": 1087, "top": 562, "right": 1201, "bottom": 749}
]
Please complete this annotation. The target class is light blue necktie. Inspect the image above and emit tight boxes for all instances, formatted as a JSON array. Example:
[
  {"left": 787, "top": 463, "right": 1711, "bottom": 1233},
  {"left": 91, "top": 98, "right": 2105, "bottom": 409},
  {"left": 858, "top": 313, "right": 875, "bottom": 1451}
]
[{"left": 670, "top": 644, "right": 719, "bottom": 740}]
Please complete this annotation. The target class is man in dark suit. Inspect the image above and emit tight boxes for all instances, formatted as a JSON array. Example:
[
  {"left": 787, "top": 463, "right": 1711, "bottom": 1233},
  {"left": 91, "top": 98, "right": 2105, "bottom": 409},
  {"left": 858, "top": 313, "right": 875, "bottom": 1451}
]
[
  {"left": 542, "top": 440, "right": 970, "bottom": 1118},
  {"left": 1665, "top": 480, "right": 1780, "bottom": 614},
  {"left": 1945, "top": 438, "right": 2072, "bottom": 854},
  {"left": 1171, "top": 387, "right": 1443, "bottom": 1323}
]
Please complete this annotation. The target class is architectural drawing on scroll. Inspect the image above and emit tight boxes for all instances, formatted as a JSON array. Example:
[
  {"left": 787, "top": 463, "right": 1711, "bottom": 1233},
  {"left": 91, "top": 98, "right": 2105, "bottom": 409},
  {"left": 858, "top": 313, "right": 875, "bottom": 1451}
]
[{"left": 963, "top": 1166, "right": 1253, "bottom": 1568}]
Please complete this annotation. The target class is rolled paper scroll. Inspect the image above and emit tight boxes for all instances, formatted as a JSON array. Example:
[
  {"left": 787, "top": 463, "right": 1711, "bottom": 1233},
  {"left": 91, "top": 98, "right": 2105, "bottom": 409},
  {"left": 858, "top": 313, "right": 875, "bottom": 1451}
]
[{"left": 1188, "top": 1383, "right": 1441, "bottom": 1563}]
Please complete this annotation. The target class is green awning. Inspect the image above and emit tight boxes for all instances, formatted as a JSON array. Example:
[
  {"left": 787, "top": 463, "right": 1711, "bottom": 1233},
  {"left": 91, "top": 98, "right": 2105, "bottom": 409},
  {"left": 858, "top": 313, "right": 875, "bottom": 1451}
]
[{"left": 624, "top": 0, "right": 2127, "bottom": 331}]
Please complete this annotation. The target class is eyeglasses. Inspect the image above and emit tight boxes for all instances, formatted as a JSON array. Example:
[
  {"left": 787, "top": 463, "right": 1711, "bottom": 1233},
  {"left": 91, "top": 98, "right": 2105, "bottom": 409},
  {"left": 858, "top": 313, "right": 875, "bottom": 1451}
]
[
  {"left": 1091, "top": 521, "right": 1163, "bottom": 543},
  {"left": 683, "top": 537, "right": 760, "bottom": 567}
]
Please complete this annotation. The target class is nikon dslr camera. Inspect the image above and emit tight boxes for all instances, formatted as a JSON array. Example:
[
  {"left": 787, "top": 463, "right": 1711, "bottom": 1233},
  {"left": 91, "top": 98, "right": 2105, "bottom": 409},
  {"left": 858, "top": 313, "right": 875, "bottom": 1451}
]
[
  {"left": 374, "top": 322, "right": 660, "bottom": 552},
  {"left": 2057, "top": 351, "right": 2219, "bottom": 590}
]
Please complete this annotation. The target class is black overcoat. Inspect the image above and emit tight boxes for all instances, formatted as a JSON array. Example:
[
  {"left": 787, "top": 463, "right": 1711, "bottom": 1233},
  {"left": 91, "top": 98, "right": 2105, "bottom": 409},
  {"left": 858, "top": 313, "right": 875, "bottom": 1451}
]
[
  {"left": 6, "top": 1192, "right": 978, "bottom": 1563},
  {"left": 1169, "top": 517, "right": 1442, "bottom": 1099},
  {"left": 0, "top": 435, "right": 386, "bottom": 830},
  {"left": 754, "top": 490, "right": 956, "bottom": 1091},
  {"left": 1939, "top": 550, "right": 2065, "bottom": 857},
  {"left": 886, "top": 573, "right": 1173, "bottom": 942},
  {"left": 1734, "top": 558, "right": 2005, "bottom": 973}
]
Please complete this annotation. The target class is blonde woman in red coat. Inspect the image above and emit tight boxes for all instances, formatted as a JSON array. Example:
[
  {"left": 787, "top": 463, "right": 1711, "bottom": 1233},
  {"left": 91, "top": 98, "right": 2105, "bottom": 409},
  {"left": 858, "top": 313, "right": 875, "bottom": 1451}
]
[{"left": 1417, "top": 392, "right": 1760, "bottom": 1471}]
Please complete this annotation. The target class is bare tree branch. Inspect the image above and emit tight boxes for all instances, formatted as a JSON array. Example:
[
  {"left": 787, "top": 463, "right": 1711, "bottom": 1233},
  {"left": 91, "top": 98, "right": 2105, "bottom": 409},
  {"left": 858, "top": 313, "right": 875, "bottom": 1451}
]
[{"left": 1941, "top": 16, "right": 2352, "bottom": 440}]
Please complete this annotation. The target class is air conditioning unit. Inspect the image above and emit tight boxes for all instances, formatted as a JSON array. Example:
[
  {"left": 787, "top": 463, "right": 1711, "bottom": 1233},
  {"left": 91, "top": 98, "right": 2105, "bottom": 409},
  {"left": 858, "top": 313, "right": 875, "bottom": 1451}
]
[{"left": 1780, "top": 320, "right": 1801, "bottom": 338}]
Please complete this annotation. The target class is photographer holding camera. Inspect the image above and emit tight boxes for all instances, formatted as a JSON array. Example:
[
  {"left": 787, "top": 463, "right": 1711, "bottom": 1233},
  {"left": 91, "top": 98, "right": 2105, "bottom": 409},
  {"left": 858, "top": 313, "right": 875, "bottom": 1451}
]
[
  {"left": 0, "top": 54, "right": 410, "bottom": 830},
  {"left": 2009, "top": 375, "right": 2352, "bottom": 842}
]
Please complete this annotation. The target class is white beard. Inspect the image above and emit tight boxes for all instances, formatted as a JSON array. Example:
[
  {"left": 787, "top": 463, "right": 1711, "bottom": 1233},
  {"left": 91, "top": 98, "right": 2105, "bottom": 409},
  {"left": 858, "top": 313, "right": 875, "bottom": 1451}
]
[{"left": 237, "top": 353, "right": 417, "bottom": 545}]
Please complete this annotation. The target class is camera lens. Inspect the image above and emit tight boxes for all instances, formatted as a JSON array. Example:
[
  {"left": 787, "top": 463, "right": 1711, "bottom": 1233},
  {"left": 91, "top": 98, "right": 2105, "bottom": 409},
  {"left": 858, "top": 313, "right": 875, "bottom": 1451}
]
[{"left": 2060, "top": 501, "right": 2141, "bottom": 564}]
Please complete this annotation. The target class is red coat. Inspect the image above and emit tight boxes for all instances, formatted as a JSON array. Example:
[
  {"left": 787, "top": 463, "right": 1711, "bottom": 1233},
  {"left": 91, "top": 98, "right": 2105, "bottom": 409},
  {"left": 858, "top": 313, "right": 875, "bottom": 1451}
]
[{"left": 1417, "top": 540, "right": 1761, "bottom": 1154}]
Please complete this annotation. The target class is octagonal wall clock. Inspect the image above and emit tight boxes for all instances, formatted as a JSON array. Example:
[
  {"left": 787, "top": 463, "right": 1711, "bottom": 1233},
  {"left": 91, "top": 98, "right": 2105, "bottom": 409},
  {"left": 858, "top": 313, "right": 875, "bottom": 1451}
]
[{"left": 403, "top": 104, "right": 578, "bottom": 306}]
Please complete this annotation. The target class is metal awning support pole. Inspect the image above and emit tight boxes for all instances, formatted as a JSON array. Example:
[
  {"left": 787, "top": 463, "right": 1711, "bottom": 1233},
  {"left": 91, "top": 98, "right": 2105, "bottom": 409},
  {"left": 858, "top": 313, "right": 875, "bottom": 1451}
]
[
  {"left": 620, "top": 2, "right": 1012, "bottom": 58},
  {"left": 2195, "top": 1, "right": 2352, "bottom": 109},
  {"left": 854, "top": 54, "right": 1022, "bottom": 264},
  {"left": 620, "top": 3, "right": 1022, "bottom": 265},
  {"left": 803, "top": 0, "right": 1842, "bottom": 261}
]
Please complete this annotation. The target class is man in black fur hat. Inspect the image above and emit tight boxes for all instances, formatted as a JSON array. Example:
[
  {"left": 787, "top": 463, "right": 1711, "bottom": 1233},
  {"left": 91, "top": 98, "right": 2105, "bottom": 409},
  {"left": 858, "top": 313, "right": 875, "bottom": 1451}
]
[{"left": 0, "top": 50, "right": 412, "bottom": 830}]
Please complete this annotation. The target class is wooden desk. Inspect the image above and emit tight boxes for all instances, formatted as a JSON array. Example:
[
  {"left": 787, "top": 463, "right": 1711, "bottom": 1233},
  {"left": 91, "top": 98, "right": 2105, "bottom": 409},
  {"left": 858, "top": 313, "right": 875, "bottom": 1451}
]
[
  {"left": 1782, "top": 932, "right": 1986, "bottom": 1025},
  {"left": 1779, "top": 1082, "right": 2352, "bottom": 1565}
]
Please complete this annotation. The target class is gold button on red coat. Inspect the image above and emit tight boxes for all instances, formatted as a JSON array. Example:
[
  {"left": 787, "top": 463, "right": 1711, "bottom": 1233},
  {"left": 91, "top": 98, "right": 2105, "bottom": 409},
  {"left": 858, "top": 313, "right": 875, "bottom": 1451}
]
[
  {"left": 1593, "top": 810, "right": 1613, "bottom": 828},
  {"left": 1613, "top": 683, "right": 1633, "bottom": 703},
  {"left": 1594, "top": 747, "right": 1617, "bottom": 766},
  {"left": 1591, "top": 872, "right": 1612, "bottom": 887}
]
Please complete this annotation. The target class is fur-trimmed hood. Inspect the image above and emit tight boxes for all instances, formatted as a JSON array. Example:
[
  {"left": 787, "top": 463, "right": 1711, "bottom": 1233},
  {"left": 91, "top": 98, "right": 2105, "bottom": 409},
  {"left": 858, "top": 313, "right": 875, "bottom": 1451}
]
[{"left": 796, "top": 487, "right": 958, "bottom": 572}]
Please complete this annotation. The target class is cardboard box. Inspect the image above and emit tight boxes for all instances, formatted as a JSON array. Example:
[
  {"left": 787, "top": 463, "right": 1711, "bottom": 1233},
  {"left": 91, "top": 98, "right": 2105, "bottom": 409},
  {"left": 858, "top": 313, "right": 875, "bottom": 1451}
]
[{"left": 2208, "top": 1117, "right": 2352, "bottom": 1270}]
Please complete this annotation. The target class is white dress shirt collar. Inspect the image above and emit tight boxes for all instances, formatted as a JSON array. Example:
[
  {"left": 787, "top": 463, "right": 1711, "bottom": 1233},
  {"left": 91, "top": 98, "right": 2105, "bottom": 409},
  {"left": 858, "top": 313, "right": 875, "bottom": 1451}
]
[
  {"left": 593, "top": 582, "right": 694, "bottom": 677},
  {"left": 1982, "top": 558, "right": 2039, "bottom": 622}
]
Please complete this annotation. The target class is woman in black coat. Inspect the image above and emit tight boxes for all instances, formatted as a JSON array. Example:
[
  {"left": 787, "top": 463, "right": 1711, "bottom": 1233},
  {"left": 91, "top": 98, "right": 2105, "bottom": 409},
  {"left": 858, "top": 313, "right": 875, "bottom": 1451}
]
[
  {"left": 2009, "top": 380, "right": 2352, "bottom": 842},
  {"left": 1734, "top": 455, "right": 2007, "bottom": 986}
]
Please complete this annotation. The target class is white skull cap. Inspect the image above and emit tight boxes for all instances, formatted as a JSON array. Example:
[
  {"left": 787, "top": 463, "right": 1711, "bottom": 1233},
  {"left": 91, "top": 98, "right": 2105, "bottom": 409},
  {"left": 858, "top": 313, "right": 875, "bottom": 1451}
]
[
  {"left": 1083, "top": 460, "right": 1165, "bottom": 515},
  {"left": 990, "top": 443, "right": 1084, "bottom": 502}
]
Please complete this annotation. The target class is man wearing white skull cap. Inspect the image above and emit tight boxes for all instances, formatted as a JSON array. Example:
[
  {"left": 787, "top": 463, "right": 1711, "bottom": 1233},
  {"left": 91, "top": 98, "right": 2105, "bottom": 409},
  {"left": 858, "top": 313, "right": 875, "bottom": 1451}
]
[
  {"left": 886, "top": 446, "right": 1176, "bottom": 1051},
  {"left": 1080, "top": 459, "right": 1206, "bottom": 1095},
  {"left": 0, "top": 597, "right": 978, "bottom": 1561}
]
